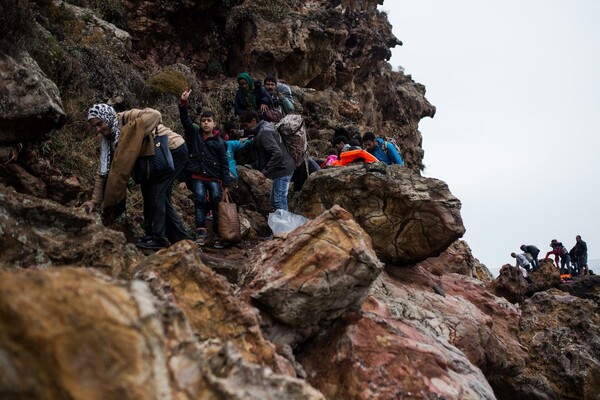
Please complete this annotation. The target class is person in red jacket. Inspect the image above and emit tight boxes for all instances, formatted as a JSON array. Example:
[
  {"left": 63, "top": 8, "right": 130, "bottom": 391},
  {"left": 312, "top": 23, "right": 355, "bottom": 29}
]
[{"left": 545, "top": 239, "right": 571, "bottom": 274}]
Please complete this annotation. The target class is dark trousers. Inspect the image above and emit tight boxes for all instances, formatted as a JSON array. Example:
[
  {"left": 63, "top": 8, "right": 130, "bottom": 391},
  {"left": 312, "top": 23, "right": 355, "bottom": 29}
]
[
  {"left": 141, "top": 144, "right": 191, "bottom": 244},
  {"left": 291, "top": 157, "right": 321, "bottom": 191}
]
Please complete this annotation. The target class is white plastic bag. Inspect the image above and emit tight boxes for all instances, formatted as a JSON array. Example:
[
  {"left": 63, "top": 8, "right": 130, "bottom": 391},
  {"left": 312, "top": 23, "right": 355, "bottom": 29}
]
[{"left": 267, "top": 209, "right": 309, "bottom": 236}]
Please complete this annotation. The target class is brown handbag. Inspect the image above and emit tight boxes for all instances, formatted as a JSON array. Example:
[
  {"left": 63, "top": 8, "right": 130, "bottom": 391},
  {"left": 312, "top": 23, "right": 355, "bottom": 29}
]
[{"left": 218, "top": 192, "right": 241, "bottom": 243}]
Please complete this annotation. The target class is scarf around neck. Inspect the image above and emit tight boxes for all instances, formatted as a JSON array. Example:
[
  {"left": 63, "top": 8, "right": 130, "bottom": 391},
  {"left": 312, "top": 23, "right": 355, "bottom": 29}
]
[{"left": 87, "top": 104, "right": 121, "bottom": 176}]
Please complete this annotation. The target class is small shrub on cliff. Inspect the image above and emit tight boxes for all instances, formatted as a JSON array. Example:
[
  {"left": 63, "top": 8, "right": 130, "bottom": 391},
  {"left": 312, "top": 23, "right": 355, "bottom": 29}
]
[{"left": 147, "top": 68, "right": 189, "bottom": 96}]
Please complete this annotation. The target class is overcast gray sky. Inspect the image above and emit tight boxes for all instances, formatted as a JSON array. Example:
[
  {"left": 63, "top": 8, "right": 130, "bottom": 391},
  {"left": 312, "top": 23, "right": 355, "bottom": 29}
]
[{"left": 381, "top": 0, "right": 600, "bottom": 275}]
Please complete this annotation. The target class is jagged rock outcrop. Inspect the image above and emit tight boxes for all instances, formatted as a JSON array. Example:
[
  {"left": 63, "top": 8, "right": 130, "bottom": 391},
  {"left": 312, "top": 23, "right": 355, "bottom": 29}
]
[
  {"left": 0, "top": 267, "right": 326, "bottom": 400},
  {"left": 514, "top": 289, "right": 600, "bottom": 400},
  {"left": 375, "top": 268, "right": 527, "bottom": 393},
  {"left": 115, "top": 0, "right": 432, "bottom": 170},
  {"left": 418, "top": 239, "right": 494, "bottom": 282},
  {"left": 0, "top": 51, "right": 66, "bottom": 145},
  {"left": 294, "top": 164, "right": 465, "bottom": 265},
  {"left": 0, "top": 184, "right": 138, "bottom": 276},
  {"left": 243, "top": 205, "right": 384, "bottom": 347},
  {"left": 299, "top": 297, "right": 497, "bottom": 400},
  {"left": 493, "top": 258, "right": 562, "bottom": 304},
  {"left": 133, "top": 240, "right": 296, "bottom": 376}
]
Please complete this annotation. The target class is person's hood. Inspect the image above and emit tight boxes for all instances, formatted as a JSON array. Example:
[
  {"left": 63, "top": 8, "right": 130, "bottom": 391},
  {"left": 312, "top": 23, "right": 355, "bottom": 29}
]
[{"left": 237, "top": 72, "right": 254, "bottom": 91}]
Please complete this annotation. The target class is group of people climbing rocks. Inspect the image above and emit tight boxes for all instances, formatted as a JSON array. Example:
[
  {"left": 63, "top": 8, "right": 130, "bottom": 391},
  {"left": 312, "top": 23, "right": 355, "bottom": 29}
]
[
  {"left": 511, "top": 235, "right": 590, "bottom": 279},
  {"left": 82, "top": 72, "right": 405, "bottom": 250}
]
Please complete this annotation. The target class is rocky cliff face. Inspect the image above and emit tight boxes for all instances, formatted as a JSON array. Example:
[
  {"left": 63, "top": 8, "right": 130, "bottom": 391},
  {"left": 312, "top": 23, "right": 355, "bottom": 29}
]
[{"left": 0, "top": 0, "right": 599, "bottom": 399}]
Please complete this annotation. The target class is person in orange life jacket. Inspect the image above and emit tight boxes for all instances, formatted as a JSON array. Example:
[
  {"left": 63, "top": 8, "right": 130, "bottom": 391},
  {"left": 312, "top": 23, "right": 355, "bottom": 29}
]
[
  {"left": 179, "top": 89, "right": 230, "bottom": 248},
  {"left": 545, "top": 239, "right": 571, "bottom": 274},
  {"left": 84, "top": 104, "right": 191, "bottom": 250},
  {"left": 362, "top": 131, "right": 404, "bottom": 166},
  {"left": 240, "top": 110, "right": 295, "bottom": 211}
]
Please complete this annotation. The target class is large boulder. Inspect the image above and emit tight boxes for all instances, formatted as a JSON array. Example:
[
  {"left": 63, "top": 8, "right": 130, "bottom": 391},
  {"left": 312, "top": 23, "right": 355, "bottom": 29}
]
[
  {"left": 294, "top": 164, "right": 465, "bottom": 265},
  {"left": 0, "top": 268, "right": 172, "bottom": 399},
  {"left": 298, "top": 298, "right": 497, "bottom": 400},
  {"left": 134, "top": 240, "right": 296, "bottom": 376},
  {"left": 0, "top": 267, "right": 326, "bottom": 400},
  {"left": 0, "top": 51, "right": 66, "bottom": 144},
  {"left": 243, "top": 205, "right": 383, "bottom": 347},
  {"left": 373, "top": 268, "right": 526, "bottom": 388}
]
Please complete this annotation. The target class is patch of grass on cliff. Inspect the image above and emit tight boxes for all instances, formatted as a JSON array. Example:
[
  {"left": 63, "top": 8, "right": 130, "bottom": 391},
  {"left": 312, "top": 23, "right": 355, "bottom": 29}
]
[{"left": 147, "top": 68, "right": 190, "bottom": 96}]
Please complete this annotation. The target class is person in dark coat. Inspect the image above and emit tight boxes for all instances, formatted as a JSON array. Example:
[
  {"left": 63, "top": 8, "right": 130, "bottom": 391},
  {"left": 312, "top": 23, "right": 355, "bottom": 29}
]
[
  {"left": 573, "top": 235, "right": 589, "bottom": 275},
  {"left": 520, "top": 244, "right": 540, "bottom": 271},
  {"left": 233, "top": 72, "right": 269, "bottom": 116},
  {"left": 240, "top": 110, "right": 295, "bottom": 211}
]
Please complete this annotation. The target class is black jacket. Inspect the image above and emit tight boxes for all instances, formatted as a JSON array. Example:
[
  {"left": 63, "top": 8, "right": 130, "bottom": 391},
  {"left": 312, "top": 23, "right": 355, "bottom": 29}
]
[
  {"left": 233, "top": 85, "right": 270, "bottom": 116},
  {"left": 179, "top": 105, "right": 230, "bottom": 187},
  {"left": 523, "top": 245, "right": 540, "bottom": 257},
  {"left": 251, "top": 120, "right": 295, "bottom": 179}
]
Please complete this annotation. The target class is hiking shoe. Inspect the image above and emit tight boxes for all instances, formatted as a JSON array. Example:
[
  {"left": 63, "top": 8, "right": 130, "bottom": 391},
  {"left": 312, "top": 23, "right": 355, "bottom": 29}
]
[
  {"left": 136, "top": 237, "right": 168, "bottom": 250},
  {"left": 213, "top": 239, "right": 225, "bottom": 249},
  {"left": 195, "top": 228, "right": 208, "bottom": 246}
]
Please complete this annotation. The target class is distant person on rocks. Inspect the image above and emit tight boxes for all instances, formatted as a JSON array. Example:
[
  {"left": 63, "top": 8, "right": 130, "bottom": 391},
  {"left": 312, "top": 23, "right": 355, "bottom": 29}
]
[
  {"left": 233, "top": 72, "right": 269, "bottom": 116},
  {"left": 264, "top": 76, "right": 295, "bottom": 116},
  {"left": 83, "top": 104, "right": 191, "bottom": 250},
  {"left": 573, "top": 235, "right": 589, "bottom": 276},
  {"left": 179, "top": 89, "right": 230, "bottom": 249},
  {"left": 511, "top": 252, "right": 531, "bottom": 283},
  {"left": 545, "top": 239, "right": 571, "bottom": 274},
  {"left": 240, "top": 110, "right": 296, "bottom": 211},
  {"left": 511, "top": 252, "right": 531, "bottom": 273},
  {"left": 520, "top": 244, "right": 540, "bottom": 271},
  {"left": 362, "top": 132, "right": 404, "bottom": 166}
]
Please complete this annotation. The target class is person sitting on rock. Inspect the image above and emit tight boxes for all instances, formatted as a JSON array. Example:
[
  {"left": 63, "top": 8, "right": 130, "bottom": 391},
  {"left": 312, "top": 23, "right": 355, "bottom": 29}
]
[
  {"left": 240, "top": 110, "right": 296, "bottom": 211},
  {"left": 264, "top": 76, "right": 295, "bottom": 116},
  {"left": 362, "top": 132, "right": 404, "bottom": 166},
  {"left": 179, "top": 89, "right": 230, "bottom": 248},
  {"left": 545, "top": 239, "right": 571, "bottom": 274},
  {"left": 233, "top": 72, "right": 270, "bottom": 117},
  {"left": 332, "top": 135, "right": 362, "bottom": 157},
  {"left": 520, "top": 244, "right": 540, "bottom": 271}
]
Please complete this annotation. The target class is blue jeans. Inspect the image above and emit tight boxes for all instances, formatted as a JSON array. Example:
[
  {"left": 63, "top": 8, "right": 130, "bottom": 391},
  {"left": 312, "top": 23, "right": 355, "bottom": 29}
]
[
  {"left": 192, "top": 179, "right": 222, "bottom": 233},
  {"left": 270, "top": 173, "right": 292, "bottom": 211}
]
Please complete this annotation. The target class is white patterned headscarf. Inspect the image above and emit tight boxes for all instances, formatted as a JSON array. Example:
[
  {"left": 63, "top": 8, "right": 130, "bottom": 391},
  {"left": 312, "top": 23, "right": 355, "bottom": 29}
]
[{"left": 87, "top": 104, "right": 121, "bottom": 176}]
